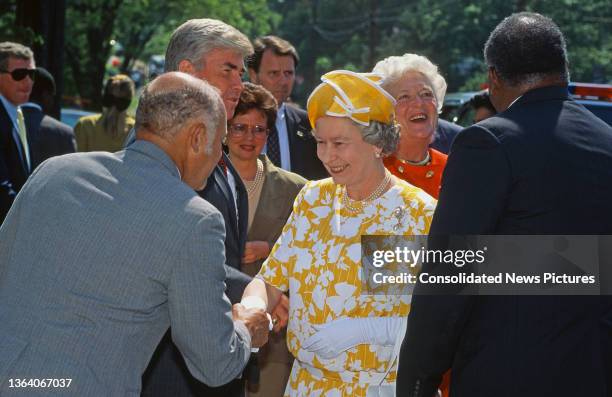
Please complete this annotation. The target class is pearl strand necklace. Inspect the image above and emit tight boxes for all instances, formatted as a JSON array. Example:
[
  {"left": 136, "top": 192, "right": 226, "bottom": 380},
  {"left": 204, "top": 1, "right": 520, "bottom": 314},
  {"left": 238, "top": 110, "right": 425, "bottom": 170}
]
[
  {"left": 341, "top": 171, "right": 392, "bottom": 213},
  {"left": 245, "top": 159, "right": 264, "bottom": 197}
]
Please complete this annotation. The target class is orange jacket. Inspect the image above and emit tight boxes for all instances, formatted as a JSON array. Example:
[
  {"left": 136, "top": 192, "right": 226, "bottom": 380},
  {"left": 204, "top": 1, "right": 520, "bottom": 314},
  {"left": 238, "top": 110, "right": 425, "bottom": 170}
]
[{"left": 384, "top": 148, "right": 447, "bottom": 199}]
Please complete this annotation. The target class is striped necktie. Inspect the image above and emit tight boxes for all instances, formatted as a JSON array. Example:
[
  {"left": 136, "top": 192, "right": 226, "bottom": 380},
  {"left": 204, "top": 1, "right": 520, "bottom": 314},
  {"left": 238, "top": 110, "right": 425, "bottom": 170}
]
[
  {"left": 16, "top": 107, "right": 31, "bottom": 172},
  {"left": 266, "top": 128, "right": 281, "bottom": 166}
]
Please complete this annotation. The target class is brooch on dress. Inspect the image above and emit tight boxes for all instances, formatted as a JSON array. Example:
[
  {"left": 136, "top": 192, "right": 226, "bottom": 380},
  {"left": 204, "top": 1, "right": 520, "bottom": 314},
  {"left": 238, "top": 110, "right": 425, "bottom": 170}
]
[{"left": 392, "top": 207, "right": 404, "bottom": 231}]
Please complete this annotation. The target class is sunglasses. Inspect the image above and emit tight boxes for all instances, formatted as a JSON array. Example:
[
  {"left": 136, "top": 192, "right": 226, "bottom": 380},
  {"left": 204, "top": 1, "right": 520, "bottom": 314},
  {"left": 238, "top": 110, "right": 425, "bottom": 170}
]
[{"left": 0, "top": 68, "right": 36, "bottom": 81}]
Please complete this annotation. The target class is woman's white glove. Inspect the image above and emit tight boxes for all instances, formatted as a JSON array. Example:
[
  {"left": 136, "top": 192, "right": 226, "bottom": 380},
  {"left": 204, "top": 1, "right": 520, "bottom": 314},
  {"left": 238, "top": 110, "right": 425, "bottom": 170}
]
[
  {"left": 302, "top": 316, "right": 405, "bottom": 359},
  {"left": 240, "top": 296, "right": 273, "bottom": 352}
]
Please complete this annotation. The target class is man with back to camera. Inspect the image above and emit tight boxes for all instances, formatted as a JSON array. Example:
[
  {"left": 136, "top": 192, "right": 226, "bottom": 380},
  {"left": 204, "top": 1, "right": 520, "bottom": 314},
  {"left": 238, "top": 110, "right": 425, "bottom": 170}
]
[
  {"left": 0, "top": 72, "right": 270, "bottom": 396},
  {"left": 247, "top": 35, "right": 327, "bottom": 180},
  {"left": 139, "top": 19, "right": 276, "bottom": 397},
  {"left": 397, "top": 12, "right": 612, "bottom": 397}
]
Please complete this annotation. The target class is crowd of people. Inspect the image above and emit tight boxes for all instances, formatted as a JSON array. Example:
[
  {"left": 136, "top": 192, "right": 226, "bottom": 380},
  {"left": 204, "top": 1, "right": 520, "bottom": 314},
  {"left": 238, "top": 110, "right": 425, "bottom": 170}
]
[{"left": 1, "top": 11, "right": 611, "bottom": 397}]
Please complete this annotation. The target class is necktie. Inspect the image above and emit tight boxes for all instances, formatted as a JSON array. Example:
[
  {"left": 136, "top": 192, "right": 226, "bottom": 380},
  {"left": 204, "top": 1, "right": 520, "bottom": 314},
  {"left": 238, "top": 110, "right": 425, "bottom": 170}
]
[
  {"left": 218, "top": 157, "right": 228, "bottom": 176},
  {"left": 266, "top": 128, "right": 281, "bottom": 166},
  {"left": 16, "top": 108, "right": 31, "bottom": 172}
]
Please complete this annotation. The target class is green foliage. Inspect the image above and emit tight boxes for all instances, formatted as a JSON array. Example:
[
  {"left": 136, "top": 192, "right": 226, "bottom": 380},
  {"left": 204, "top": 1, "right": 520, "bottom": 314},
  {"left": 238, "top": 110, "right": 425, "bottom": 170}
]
[
  {"left": 62, "top": 0, "right": 279, "bottom": 109},
  {"left": 0, "top": 0, "right": 609, "bottom": 108}
]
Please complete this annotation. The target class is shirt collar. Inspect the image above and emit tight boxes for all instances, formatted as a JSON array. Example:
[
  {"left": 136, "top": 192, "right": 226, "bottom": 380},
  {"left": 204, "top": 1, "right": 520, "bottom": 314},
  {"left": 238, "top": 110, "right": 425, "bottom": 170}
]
[
  {"left": 506, "top": 95, "right": 522, "bottom": 110},
  {"left": 277, "top": 102, "right": 286, "bottom": 117}
]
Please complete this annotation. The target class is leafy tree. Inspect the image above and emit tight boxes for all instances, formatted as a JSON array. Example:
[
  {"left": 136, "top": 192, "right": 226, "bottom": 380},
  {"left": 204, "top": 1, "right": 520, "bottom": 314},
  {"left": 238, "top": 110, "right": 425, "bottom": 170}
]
[
  {"left": 64, "top": 0, "right": 124, "bottom": 109},
  {"left": 63, "top": 0, "right": 279, "bottom": 110}
]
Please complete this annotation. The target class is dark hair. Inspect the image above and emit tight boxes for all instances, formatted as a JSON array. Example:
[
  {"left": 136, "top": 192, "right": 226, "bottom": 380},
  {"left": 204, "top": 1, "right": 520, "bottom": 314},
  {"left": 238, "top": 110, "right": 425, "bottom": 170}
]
[
  {"left": 247, "top": 35, "right": 299, "bottom": 73},
  {"left": 232, "top": 82, "right": 278, "bottom": 130},
  {"left": 470, "top": 92, "right": 496, "bottom": 113},
  {"left": 484, "top": 12, "right": 569, "bottom": 86},
  {"left": 32, "top": 67, "right": 55, "bottom": 95}
]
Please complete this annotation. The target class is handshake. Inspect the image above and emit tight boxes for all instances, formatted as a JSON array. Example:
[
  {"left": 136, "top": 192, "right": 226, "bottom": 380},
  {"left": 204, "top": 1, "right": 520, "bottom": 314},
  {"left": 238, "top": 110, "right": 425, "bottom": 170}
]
[{"left": 232, "top": 296, "right": 279, "bottom": 348}]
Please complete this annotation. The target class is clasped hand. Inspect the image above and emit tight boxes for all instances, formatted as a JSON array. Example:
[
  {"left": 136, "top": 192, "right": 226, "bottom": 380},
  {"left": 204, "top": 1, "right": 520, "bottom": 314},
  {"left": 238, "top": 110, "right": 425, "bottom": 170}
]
[{"left": 232, "top": 303, "right": 270, "bottom": 348}]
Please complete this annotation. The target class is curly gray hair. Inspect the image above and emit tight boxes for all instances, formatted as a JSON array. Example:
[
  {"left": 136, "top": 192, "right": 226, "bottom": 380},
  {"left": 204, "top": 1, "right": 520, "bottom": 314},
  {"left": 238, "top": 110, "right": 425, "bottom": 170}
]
[
  {"left": 361, "top": 120, "right": 400, "bottom": 157},
  {"left": 373, "top": 54, "right": 447, "bottom": 113}
]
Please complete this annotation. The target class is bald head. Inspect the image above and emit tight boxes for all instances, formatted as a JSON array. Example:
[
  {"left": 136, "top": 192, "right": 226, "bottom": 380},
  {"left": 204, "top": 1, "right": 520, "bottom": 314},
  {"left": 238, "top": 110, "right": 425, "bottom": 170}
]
[
  {"left": 135, "top": 72, "right": 226, "bottom": 190},
  {"left": 135, "top": 71, "right": 226, "bottom": 143},
  {"left": 147, "top": 71, "right": 202, "bottom": 92}
]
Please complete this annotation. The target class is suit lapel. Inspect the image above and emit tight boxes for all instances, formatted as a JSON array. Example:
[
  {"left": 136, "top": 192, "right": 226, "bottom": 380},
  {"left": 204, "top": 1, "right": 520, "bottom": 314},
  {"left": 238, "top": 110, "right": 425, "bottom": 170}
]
[
  {"left": 1, "top": 103, "right": 28, "bottom": 175},
  {"left": 223, "top": 153, "right": 247, "bottom": 250}
]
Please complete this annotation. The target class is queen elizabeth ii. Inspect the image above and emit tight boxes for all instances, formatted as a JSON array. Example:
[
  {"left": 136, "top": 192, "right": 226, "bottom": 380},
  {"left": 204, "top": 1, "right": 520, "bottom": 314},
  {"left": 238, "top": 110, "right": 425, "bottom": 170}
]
[{"left": 241, "top": 70, "right": 436, "bottom": 396}]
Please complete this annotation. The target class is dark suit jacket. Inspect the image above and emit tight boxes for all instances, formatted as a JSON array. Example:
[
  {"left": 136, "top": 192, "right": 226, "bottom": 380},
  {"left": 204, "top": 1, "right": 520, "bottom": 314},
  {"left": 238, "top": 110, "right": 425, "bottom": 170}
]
[
  {"left": 200, "top": 152, "right": 251, "bottom": 302},
  {"left": 280, "top": 104, "right": 328, "bottom": 180},
  {"left": 397, "top": 86, "right": 612, "bottom": 397},
  {"left": 431, "top": 118, "right": 462, "bottom": 154},
  {"left": 1, "top": 102, "right": 32, "bottom": 223},
  {"left": 21, "top": 105, "right": 77, "bottom": 169},
  {"left": 142, "top": 152, "right": 253, "bottom": 397}
]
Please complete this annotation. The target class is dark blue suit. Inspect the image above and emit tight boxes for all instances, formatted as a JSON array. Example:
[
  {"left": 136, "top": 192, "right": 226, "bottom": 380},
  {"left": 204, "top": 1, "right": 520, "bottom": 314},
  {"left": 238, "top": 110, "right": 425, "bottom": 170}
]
[
  {"left": 397, "top": 86, "right": 612, "bottom": 397},
  {"left": 21, "top": 105, "right": 76, "bottom": 169},
  {"left": 277, "top": 104, "right": 327, "bottom": 180},
  {"left": 431, "top": 118, "right": 462, "bottom": 154},
  {"left": 1, "top": 102, "right": 32, "bottom": 223}
]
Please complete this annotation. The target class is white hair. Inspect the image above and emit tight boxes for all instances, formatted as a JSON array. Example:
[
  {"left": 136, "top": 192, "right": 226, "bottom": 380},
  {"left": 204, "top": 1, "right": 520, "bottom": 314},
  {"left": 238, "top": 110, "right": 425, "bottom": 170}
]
[{"left": 373, "top": 54, "right": 447, "bottom": 113}]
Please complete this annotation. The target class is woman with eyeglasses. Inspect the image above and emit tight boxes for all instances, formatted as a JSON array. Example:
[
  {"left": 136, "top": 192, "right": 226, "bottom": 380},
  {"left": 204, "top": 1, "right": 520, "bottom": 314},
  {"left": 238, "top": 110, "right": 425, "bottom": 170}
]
[
  {"left": 373, "top": 54, "right": 450, "bottom": 200},
  {"left": 226, "top": 81, "right": 306, "bottom": 397}
]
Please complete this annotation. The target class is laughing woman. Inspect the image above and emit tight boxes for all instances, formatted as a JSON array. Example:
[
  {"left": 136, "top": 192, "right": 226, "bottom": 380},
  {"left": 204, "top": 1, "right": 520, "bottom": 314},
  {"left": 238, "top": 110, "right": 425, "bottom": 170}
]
[
  {"left": 373, "top": 54, "right": 449, "bottom": 199},
  {"left": 241, "top": 70, "right": 435, "bottom": 396}
]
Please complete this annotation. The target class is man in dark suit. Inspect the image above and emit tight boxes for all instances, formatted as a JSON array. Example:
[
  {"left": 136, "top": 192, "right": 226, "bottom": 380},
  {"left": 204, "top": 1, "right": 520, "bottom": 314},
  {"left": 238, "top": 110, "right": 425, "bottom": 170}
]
[
  {"left": 140, "top": 19, "right": 259, "bottom": 397},
  {"left": 0, "top": 42, "right": 36, "bottom": 224},
  {"left": 431, "top": 118, "right": 461, "bottom": 154},
  {"left": 397, "top": 13, "right": 612, "bottom": 397},
  {"left": 22, "top": 67, "right": 76, "bottom": 168},
  {"left": 248, "top": 35, "right": 327, "bottom": 180}
]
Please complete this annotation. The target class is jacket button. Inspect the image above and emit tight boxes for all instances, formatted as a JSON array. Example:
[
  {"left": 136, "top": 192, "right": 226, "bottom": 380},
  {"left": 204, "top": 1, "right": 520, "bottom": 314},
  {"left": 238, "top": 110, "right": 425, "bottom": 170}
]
[{"left": 425, "top": 170, "right": 434, "bottom": 178}]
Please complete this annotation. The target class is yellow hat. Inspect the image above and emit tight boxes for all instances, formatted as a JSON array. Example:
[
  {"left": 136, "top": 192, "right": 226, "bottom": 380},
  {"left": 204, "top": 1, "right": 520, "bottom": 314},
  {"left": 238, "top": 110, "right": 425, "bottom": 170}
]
[{"left": 307, "top": 70, "right": 396, "bottom": 129}]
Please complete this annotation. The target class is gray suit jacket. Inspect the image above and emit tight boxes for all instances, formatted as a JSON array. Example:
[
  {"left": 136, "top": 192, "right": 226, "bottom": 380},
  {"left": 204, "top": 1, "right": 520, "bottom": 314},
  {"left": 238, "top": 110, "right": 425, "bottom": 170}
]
[{"left": 0, "top": 140, "right": 251, "bottom": 396}]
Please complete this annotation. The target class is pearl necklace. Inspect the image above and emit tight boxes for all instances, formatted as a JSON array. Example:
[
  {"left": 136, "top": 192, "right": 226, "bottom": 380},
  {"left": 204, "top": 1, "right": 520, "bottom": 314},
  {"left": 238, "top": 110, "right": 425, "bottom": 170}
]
[
  {"left": 341, "top": 171, "right": 392, "bottom": 213},
  {"left": 245, "top": 159, "right": 264, "bottom": 197}
]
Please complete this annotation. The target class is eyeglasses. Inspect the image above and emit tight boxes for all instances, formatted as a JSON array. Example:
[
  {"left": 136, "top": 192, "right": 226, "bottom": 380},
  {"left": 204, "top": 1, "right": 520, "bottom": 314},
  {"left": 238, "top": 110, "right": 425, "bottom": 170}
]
[
  {"left": 228, "top": 123, "right": 269, "bottom": 138},
  {"left": 0, "top": 68, "right": 37, "bottom": 81}
]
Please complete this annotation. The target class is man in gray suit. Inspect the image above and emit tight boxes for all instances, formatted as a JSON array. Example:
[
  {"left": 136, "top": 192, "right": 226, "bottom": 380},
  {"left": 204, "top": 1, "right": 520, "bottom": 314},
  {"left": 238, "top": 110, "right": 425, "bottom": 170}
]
[{"left": 0, "top": 72, "right": 270, "bottom": 396}]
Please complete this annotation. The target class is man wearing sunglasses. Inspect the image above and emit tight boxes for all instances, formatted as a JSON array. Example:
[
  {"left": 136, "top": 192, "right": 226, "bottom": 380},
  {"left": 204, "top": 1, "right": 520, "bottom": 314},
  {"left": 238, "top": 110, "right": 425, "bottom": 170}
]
[{"left": 0, "top": 41, "right": 36, "bottom": 224}]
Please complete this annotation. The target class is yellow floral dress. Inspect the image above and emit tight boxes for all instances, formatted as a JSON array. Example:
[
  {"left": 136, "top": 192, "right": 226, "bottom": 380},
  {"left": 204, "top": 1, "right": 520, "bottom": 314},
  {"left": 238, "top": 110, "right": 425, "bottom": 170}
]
[{"left": 258, "top": 178, "right": 436, "bottom": 396}]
